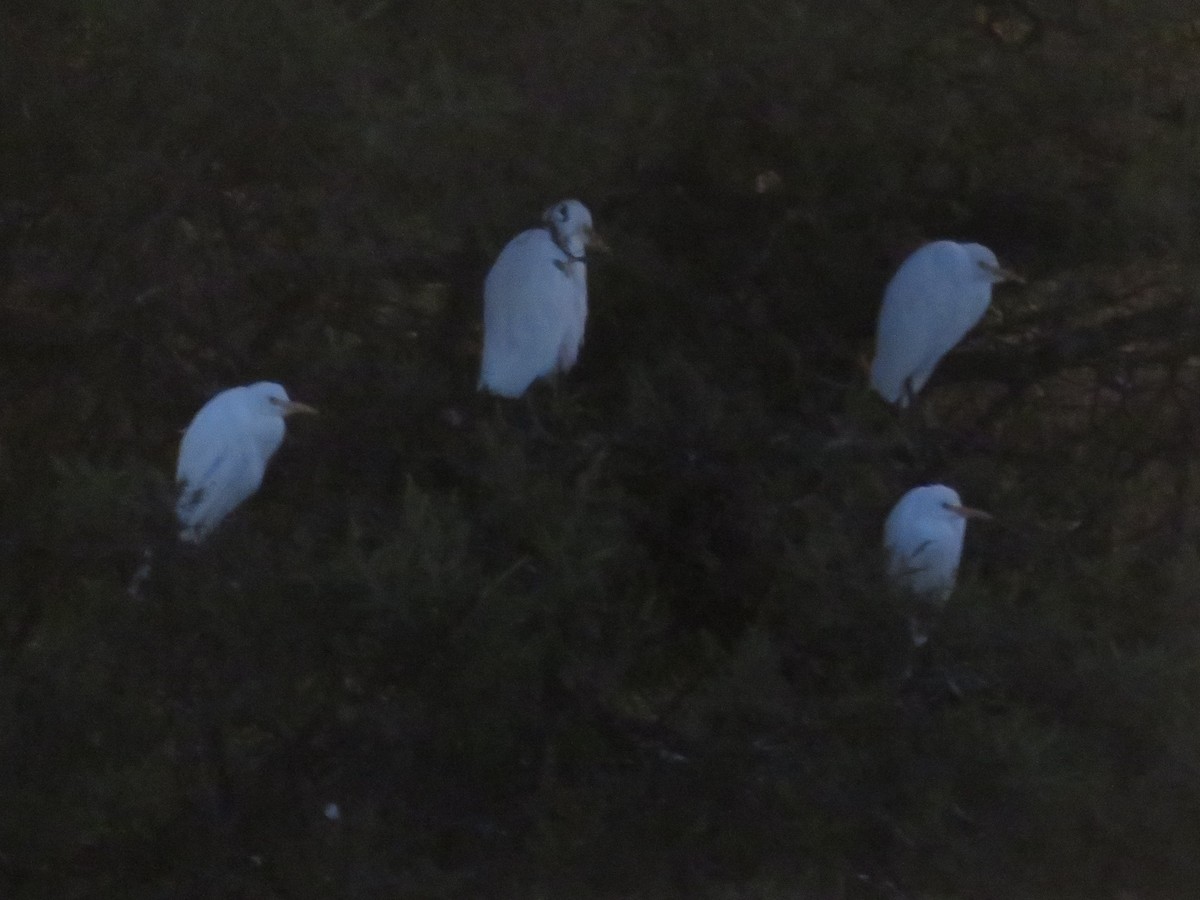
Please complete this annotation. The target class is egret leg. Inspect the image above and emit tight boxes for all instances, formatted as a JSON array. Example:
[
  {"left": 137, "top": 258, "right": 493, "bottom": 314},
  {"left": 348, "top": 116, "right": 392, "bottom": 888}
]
[
  {"left": 490, "top": 396, "right": 509, "bottom": 427},
  {"left": 522, "top": 392, "right": 552, "bottom": 440},
  {"left": 488, "top": 395, "right": 520, "bottom": 436},
  {"left": 904, "top": 369, "right": 943, "bottom": 431},
  {"left": 917, "top": 395, "right": 941, "bottom": 432},
  {"left": 900, "top": 600, "right": 939, "bottom": 683},
  {"left": 125, "top": 548, "right": 155, "bottom": 601},
  {"left": 908, "top": 615, "right": 930, "bottom": 648},
  {"left": 486, "top": 394, "right": 550, "bottom": 440}
]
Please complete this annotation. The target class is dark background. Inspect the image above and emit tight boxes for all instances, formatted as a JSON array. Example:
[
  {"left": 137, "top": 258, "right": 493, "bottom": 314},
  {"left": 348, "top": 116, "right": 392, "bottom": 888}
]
[{"left": 3, "top": 1, "right": 1200, "bottom": 897}]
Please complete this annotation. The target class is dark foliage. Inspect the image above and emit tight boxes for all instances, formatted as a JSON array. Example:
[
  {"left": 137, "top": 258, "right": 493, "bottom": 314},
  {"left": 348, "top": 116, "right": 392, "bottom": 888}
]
[{"left": 3, "top": 1, "right": 1200, "bottom": 897}]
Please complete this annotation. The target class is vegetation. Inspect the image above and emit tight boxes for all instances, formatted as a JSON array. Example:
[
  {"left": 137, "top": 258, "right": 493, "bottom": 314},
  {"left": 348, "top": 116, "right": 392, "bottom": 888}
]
[{"left": 3, "top": 0, "right": 1200, "bottom": 896}]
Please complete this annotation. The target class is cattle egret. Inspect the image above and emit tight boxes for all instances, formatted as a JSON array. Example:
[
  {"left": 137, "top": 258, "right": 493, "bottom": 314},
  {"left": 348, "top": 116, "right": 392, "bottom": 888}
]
[
  {"left": 478, "top": 199, "right": 605, "bottom": 398},
  {"left": 870, "top": 240, "right": 1022, "bottom": 406},
  {"left": 175, "top": 382, "right": 316, "bottom": 543},
  {"left": 883, "top": 483, "right": 991, "bottom": 645}
]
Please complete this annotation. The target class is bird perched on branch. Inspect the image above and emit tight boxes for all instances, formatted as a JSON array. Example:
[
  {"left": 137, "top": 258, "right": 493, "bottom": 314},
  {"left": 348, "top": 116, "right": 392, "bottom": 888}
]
[
  {"left": 870, "top": 241, "right": 1023, "bottom": 406},
  {"left": 175, "top": 382, "right": 316, "bottom": 543},
  {"left": 883, "top": 483, "right": 992, "bottom": 645},
  {"left": 478, "top": 199, "right": 606, "bottom": 398}
]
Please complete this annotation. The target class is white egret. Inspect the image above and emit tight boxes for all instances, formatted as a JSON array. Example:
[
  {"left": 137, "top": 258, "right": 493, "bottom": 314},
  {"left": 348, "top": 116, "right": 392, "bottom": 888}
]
[
  {"left": 175, "top": 382, "right": 317, "bottom": 543},
  {"left": 883, "top": 483, "right": 992, "bottom": 645},
  {"left": 869, "top": 240, "right": 1022, "bottom": 406},
  {"left": 478, "top": 199, "right": 606, "bottom": 398}
]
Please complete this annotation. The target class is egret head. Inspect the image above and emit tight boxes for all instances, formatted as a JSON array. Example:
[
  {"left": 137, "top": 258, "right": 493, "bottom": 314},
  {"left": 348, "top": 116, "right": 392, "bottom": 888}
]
[
  {"left": 248, "top": 381, "right": 318, "bottom": 418},
  {"left": 542, "top": 199, "right": 606, "bottom": 257},
  {"left": 965, "top": 243, "right": 1024, "bottom": 285}
]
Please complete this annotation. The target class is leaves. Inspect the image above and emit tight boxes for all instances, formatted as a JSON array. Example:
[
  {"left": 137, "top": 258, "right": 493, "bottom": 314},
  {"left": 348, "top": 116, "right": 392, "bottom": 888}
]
[{"left": 3, "top": 0, "right": 1200, "bottom": 897}]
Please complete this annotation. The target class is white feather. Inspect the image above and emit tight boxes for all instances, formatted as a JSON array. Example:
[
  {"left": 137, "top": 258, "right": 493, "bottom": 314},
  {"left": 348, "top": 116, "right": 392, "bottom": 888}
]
[
  {"left": 478, "top": 199, "right": 595, "bottom": 398},
  {"left": 870, "top": 241, "right": 1004, "bottom": 406},
  {"left": 883, "top": 484, "right": 969, "bottom": 606},
  {"left": 175, "top": 382, "right": 295, "bottom": 542}
]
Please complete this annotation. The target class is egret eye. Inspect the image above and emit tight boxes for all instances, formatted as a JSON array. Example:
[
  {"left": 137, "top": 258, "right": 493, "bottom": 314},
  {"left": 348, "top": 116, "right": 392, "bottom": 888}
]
[{"left": 557, "top": 204, "right": 569, "bottom": 222}]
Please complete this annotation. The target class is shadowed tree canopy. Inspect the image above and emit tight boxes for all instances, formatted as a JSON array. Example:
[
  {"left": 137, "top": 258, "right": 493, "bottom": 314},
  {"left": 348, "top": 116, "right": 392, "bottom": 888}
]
[{"left": 3, "top": 1, "right": 1200, "bottom": 897}]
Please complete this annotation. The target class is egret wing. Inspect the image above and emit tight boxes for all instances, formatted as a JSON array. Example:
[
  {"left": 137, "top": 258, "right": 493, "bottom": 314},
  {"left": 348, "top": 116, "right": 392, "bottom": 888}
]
[
  {"left": 872, "top": 257, "right": 939, "bottom": 403},
  {"left": 871, "top": 243, "right": 972, "bottom": 404},
  {"left": 480, "top": 229, "right": 578, "bottom": 397},
  {"left": 886, "top": 522, "right": 962, "bottom": 604},
  {"left": 176, "top": 392, "right": 267, "bottom": 541},
  {"left": 176, "top": 391, "right": 240, "bottom": 485}
]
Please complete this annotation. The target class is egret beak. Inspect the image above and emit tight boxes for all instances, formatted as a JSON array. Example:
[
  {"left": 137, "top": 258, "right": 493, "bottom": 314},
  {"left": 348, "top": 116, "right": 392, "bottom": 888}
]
[
  {"left": 947, "top": 504, "right": 993, "bottom": 521},
  {"left": 586, "top": 227, "right": 610, "bottom": 254},
  {"left": 978, "top": 260, "right": 1025, "bottom": 285},
  {"left": 281, "top": 400, "right": 318, "bottom": 417}
]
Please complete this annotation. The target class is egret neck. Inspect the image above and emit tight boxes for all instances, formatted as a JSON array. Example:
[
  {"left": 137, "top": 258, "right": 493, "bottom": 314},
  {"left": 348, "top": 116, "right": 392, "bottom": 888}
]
[{"left": 545, "top": 224, "right": 587, "bottom": 264}]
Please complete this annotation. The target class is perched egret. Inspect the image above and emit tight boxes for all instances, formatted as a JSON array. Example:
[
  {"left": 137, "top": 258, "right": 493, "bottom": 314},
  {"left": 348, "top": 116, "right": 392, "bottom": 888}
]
[
  {"left": 478, "top": 199, "right": 605, "bottom": 398},
  {"left": 883, "top": 483, "right": 992, "bottom": 645},
  {"left": 175, "top": 382, "right": 317, "bottom": 543},
  {"left": 870, "top": 240, "right": 1022, "bottom": 406}
]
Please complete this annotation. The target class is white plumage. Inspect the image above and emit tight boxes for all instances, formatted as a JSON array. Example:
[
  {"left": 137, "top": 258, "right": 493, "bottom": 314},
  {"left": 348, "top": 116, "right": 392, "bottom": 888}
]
[
  {"left": 478, "top": 199, "right": 603, "bottom": 398},
  {"left": 870, "top": 240, "right": 1020, "bottom": 406},
  {"left": 175, "top": 381, "right": 316, "bottom": 543},
  {"left": 883, "top": 483, "right": 991, "bottom": 644}
]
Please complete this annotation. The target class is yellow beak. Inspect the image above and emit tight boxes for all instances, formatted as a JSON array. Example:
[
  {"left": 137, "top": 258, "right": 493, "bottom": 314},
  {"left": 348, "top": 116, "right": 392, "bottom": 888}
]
[
  {"left": 586, "top": 227, "right": 610, "bottom": 254},
  {"left": 281, "top": 400, "right": 318, "bottom": 417},
  {"left": 948, "top": 504, "right": 993, "bottom": 521},
  {"left": 979, "top": 260, "right": 1025, "bottom": 285}
]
